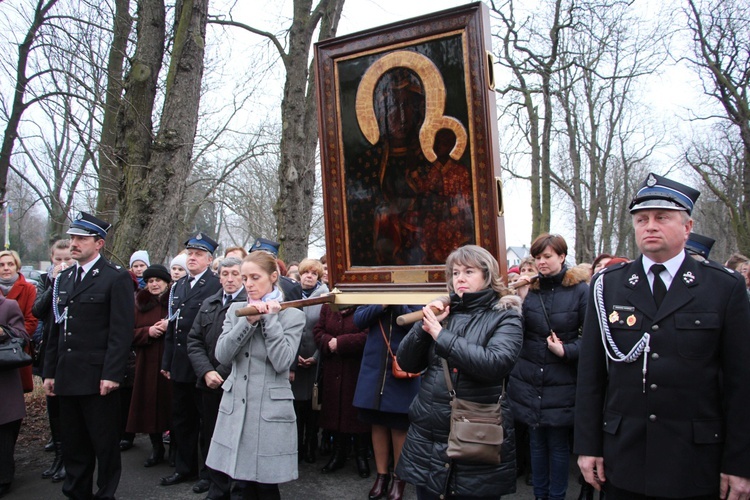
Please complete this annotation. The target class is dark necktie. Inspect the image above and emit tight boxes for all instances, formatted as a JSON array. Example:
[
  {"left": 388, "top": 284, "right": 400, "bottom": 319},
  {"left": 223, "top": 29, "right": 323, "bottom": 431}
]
[
  {"left": 187, "top": 276, "right": 195, "bottom": 288},
  {"left": 650, "top": 264, "right": 667, "bottom": 308},
  {"left": 223, "top": 294, "right": 231, "bottom": 306},
  {"left": 74, "top": 267, "right": 84, "bottom": 288}
]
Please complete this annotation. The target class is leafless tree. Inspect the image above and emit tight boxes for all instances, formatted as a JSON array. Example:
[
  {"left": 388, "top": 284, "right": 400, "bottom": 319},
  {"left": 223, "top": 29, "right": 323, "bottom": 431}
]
[
  {"left": 683, "top": 0, "right": 750, "bottom": 255},
  {"left": 209, "top": 0, "right": 346, "bottom": 262}
]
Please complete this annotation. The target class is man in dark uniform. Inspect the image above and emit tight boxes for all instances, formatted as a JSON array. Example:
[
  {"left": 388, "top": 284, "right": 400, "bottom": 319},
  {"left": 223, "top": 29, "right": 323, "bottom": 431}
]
[
  {"left": 575, "top": 173, "right": 750, "bottom": 499},
  {"left": 249, "top": 237, "right": 302, "bottom": 301},
  {"left": 187, "top": 257, "right": 246, "bottom": 500},
  {"left": 42, "top": 212, "right": 135, "bottom": 500},
  {"left": 160, "top": 233, "right": 221, "bottom": 490},
  {"left": 685, "top": 232, "right": 715, "bottom": 262}
]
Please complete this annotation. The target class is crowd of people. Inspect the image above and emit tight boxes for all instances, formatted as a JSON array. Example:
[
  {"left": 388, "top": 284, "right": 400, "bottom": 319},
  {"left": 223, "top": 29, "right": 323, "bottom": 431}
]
[{"left": 1, "top": 171, "right": 750, "bottom": 500}]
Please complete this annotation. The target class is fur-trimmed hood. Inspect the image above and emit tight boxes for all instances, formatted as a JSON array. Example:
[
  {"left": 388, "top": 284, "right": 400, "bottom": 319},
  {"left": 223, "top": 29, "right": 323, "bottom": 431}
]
[
  {"left": 135, "top": 287, "right": 170, "bottom": 313},
  {"left": 530, "top": 265, "right": 590, "bottom": 290}
]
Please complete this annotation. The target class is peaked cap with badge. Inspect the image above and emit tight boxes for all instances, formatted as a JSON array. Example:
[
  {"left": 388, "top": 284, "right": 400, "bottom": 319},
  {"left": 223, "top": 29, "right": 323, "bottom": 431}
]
[
  {"left": 249, "top": 237, "right": 280, "bottom": 255},
  {"left": 184, "top": 232, "right": 218, "bottom": 254},
  {"left": 575, "top": 173, "right": 750, "bottom": 497},
  {"left": 628, "top": 172, "right": 700, "bottom": 215},
  {"left": 66, "top": 211, "right": 111, "bottom": 238}
]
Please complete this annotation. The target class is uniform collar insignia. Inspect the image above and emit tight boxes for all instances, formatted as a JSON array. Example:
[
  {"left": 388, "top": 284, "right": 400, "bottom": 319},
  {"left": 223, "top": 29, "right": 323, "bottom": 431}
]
[
  {"left": 92, "top": 268, "right": 99, "bottom": 276},
  {"left": 682, "top": 271, "right": 695, "bottom": 284},
  {"left": 628, "top": 274, "right": 639, "bottom": 286}
]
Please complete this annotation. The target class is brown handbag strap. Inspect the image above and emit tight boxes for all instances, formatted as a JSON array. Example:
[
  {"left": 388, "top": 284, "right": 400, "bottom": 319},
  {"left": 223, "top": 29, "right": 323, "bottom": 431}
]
[
  {"left": 379, "top": 320, "right": 397, "bottom": 358},
  {"left": 441, "top": 358, "right": 505, "bottom": 401}
]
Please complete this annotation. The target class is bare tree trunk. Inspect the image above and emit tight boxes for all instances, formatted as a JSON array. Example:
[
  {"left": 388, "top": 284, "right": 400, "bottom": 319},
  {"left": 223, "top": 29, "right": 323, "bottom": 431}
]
[
  {"left": 0, "top": 0, "right": 59, "bottom": 206},
  {"left": 107, "top": 0, "right": 166, "bottom": 263},
  {"left": 273, "top": 0, "right": 345, "bottom": 263},
  {"left": 96, "top": 0, "right": 132, "bottom": 222}
]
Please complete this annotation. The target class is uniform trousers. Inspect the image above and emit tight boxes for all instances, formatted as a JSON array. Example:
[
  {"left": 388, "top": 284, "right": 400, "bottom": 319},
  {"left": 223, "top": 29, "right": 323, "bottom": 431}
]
[
  {"left": 202, "top": 389, "right": 231, "bottom": 498},
  {"left": 59, "top": 392, "right": 121, "bottom": 500},
  {"left": 172, "top": 381, "right": 203, "bottom": 477},
  {"left": 0, "top": 419, "right": 22, "bottom": 485}
]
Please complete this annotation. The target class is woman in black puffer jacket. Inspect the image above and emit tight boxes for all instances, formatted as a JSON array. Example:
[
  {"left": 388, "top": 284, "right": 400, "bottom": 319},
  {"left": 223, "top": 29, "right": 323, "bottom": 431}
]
[
  {"left": 396, "top": 245, "right": 523, "bottom": 499},
  {"left": 507, "top": 233, "right": 588, "bottom": 500}
]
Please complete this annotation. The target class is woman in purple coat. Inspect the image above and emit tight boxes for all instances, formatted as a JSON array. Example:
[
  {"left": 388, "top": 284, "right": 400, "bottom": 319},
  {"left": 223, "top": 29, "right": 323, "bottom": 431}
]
[
  {"left": 0, "top": 295, "right": 30, "bottom": 497},
  {"left": 314, "top": 304, "right": 369, "bottom": 477}
]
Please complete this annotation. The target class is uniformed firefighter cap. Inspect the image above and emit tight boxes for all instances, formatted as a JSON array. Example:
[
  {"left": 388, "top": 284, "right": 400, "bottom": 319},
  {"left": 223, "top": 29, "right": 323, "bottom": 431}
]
[
  {"left": 249, "top": 238, "right": 280, "bottom": 256},
  {"left": 66, "top": 212, "right": 111, "bottom": 239},
  {"left": 629, "top": 173, "right": 700, "bottom": 215},
  {"left": 686, "top": 233, "right": 715, "bottom": 259},
  {"left": 184, "top": 233, "right": 218, "bottom": 254}
]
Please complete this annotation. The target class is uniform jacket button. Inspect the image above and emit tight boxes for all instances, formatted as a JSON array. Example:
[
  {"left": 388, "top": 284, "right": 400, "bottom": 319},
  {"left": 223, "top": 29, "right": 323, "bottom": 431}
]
[
  {"left": 694, "top": 320, "right": 701, "bottom": 326},
  {"left": 650, "top": 384, "right": 658, "bottom": 391},
  {"left": 651, "top": 352, "right": 659, "bottom": 360},
  {"left": 652, "top": 324, "right": 659, "bottom": 331},
  {"left": 649, "top": 414, "right": 657, "bottom": 422}
]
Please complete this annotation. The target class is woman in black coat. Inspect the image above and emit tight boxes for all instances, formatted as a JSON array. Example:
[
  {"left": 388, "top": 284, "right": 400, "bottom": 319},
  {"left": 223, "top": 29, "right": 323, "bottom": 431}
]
[
  {"left": 396, "top": 245, "right": 523, "bottom": 499},
  {"left": 507, "top": 233, "right": 588, "bottom": 500}
]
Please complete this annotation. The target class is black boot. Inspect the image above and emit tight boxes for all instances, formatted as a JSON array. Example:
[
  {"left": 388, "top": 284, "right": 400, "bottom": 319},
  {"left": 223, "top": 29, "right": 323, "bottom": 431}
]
[
  {"left": 42, "top": 442, "right": 64, "bottom": 479},
  {"left": 354, "top": 433, "right": 370, "bottom": 478},
  {"left": 319, "top": 430, "right": 332, "bottom": 455},
  {"left": 51, "top": 462, "right": 66, "bottom": 483},
  {"left": 144, "top": 433, "right": 165, "bottom": 467},
  {"left": 304, "top": 435, "right": 317, "bottom": 464},
  {"left": 321, "top": 432, "right": 348, "bottom": 473},
  {"left": 42, "top": 416, "right": 63, "bottom": 479}
]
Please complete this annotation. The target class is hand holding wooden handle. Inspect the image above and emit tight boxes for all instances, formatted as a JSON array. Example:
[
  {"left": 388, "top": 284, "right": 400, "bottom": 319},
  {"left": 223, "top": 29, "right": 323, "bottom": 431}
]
[{"left": 234, "top": 294, "right": 335, "bottom": 317}]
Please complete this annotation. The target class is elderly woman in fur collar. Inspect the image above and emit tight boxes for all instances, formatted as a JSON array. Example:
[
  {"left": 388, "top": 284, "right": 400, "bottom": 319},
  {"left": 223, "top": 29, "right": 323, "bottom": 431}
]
[
  {"left": 395, "top": 245, "right": 523, "bottom": 499},
  {"left": 507, "top": 233, "right": 589, "bottom": 500}
]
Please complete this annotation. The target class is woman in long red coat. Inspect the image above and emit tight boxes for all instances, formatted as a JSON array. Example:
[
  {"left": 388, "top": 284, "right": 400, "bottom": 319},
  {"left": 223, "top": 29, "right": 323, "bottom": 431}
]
[
  {"left": 0, "top": 250, "right": 38, "bottom": 393},
  {"left": 126, "top": 264, "right": 172, "bottom": 467},
  {"left": 313, "top": 304, "right": 370, "bottom": 477}
]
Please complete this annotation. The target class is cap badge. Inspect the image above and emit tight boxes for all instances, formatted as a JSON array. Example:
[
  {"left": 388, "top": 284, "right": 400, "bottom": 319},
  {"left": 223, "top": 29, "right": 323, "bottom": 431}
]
[
  {"left": 682, "top": 271, "right": 695, "bottom": 284},
  {"left": 76, "top": 213, "right": 83, "bottom": 220},
  {"left": 196, "top": 233, "right": 203, "bottom": 240},
  {"left": 628, "top": 274, "right": 639, "bottom": 286},
  {"left": 609, "top": 311, "right": 620, "bottom": 323},
  {"left": 626, "top": 314, "right": 636, "bottom": 327},
  {"left": 646, "top": 174, "right": 657, "bottom": 187}
]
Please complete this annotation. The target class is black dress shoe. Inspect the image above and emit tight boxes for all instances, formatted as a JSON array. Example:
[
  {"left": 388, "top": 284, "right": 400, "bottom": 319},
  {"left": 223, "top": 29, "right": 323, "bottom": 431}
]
[
  {"left": 44, "top": 437, "right": 54, "bottom": 452},
  {"left": 192, "top": 479, "right": 210, "bottom": 493},
  {"left": 144, "top": 445, "right": 165, "bottom": 467},
  {"left": 160, "top": 472, "right": 195, "bottom": 486},
  {"left": 119, "top": 439, "right": 134, "bottom": 451}
]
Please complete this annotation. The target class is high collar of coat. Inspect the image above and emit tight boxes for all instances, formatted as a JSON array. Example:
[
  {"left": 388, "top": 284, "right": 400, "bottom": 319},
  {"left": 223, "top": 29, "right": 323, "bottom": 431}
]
[
  {"left": 530, "top": 265, "right": 589, "bottom": 291},
  {"left": 448, "top": 287, "right": 523, "bottom": 315},
  {"left": 136, "top": 287, "right": 170, "bottom": 312}
]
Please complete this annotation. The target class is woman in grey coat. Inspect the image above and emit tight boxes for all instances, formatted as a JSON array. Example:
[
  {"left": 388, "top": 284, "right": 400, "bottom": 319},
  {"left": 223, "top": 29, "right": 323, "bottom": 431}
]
[{"left": 206, "top": 251, "right": 304, "bottom": 500}]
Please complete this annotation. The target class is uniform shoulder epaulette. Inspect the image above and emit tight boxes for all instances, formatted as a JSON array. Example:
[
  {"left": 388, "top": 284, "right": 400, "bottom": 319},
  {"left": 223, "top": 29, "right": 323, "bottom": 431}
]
[
  {"left": 700, "top": 258, "right": 742, "bottom": 277},
  {"left": 593, "top": 261, "right": 629, "bottom": 278}
]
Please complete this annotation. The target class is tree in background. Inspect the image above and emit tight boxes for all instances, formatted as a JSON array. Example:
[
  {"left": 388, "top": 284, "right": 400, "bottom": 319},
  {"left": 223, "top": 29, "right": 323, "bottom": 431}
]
[{"left": 683, "top": 0, "right": 750, "bottom": 256}]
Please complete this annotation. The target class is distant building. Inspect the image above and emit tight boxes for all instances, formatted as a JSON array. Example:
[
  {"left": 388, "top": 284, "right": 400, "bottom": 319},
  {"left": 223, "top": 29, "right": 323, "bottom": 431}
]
[{"left": 507, "top": 245, "right": 529, "bottom": 268}]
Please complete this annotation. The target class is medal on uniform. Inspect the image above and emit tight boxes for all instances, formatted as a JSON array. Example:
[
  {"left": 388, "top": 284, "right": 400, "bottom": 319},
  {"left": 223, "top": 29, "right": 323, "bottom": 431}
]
[
  {"left": 626, "top": 314, "right": 636, "bottom": 327},
  {"left": 609, "top": 311, "right": 620, "bottom": 323}
]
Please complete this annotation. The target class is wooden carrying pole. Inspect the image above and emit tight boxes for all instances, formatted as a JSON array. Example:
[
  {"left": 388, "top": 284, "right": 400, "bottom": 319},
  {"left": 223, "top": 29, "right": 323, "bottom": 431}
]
[
  {"left": 395, "top": 274, "right": 539, "bottom": 326},
  {"left": 234, "top": 294, "right": 335, "bottom": 317}
]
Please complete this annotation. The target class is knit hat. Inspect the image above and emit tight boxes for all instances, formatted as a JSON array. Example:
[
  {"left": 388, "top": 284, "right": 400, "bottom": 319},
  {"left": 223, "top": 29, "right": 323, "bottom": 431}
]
[
  {"left": 142, "top": 264, "right": 171, "bottom": 283},
  {"left": 170, "top": 253, "right": 188, "bottom": 272},
  {"left": 129, "top": 250, "right": 150, "bottom": 268}
]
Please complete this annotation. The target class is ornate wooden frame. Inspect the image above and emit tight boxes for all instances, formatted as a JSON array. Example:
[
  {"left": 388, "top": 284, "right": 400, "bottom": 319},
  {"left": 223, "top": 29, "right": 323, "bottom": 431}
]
[{"left": 315, "top": 2, "right": 506, "bottom": 293}]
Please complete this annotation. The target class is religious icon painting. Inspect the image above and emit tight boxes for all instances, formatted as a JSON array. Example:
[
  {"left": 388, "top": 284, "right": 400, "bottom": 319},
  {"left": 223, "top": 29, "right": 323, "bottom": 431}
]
[{"left": 316, "top": 2, "right": 506, "bottom": 292}]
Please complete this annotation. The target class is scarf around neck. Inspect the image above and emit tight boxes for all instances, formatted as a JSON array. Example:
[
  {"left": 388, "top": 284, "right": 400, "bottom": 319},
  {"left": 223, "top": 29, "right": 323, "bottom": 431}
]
[{"left": 0, "top": 274, "right": 19, "bottom": 296}]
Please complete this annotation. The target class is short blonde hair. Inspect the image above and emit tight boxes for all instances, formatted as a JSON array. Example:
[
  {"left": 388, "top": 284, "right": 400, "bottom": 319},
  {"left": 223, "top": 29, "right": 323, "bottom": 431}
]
[
  {"left": 0, "top": 250, "right": 21, "bottom": 269},
  {"left": 298, "top": 258, "right": 324, "bottom": 278}
]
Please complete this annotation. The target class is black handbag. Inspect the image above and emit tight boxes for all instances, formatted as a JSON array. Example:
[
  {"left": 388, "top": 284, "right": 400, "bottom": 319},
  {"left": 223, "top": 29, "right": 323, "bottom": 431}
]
[
  {"left": 442, "top": 359, "right": 504, "bottom": 464},
  {"left": 0, "top": 335, "right": 32, "bottom": 371}
]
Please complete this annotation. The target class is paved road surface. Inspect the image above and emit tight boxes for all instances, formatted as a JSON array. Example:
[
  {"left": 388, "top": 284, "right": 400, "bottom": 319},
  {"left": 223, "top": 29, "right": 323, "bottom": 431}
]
[{"left": 11, "top": 434, "right": 583, "bottom": 499}]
